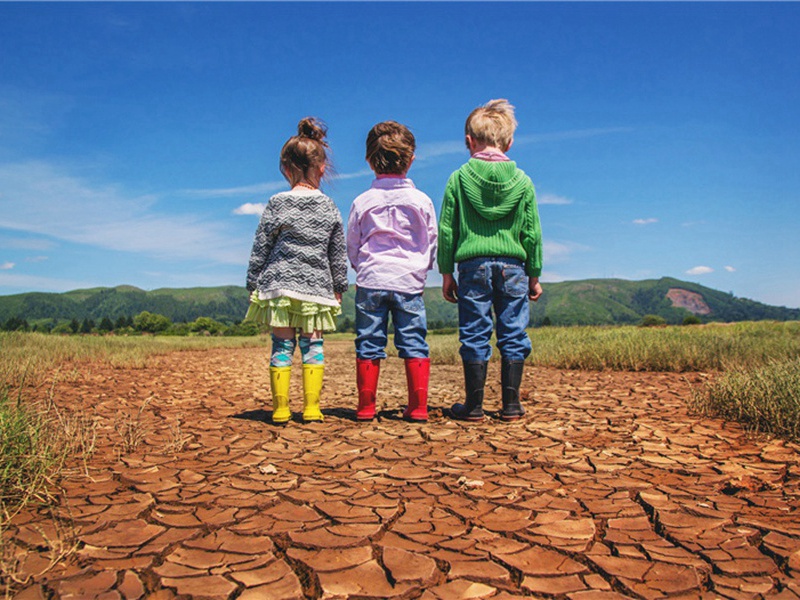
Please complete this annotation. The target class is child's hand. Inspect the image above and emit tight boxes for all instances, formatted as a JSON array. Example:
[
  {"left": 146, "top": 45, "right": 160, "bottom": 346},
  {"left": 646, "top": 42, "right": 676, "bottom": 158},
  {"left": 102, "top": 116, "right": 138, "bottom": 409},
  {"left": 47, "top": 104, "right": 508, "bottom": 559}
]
[
  {"left": 335, "top": 292, "right": 342, "bottom": 303},
  {"left": 528, "top": 277, "right": 543, "bottom": 302},
  {"left": 442, "top": 274, "right": 458, "bottom": 303}
]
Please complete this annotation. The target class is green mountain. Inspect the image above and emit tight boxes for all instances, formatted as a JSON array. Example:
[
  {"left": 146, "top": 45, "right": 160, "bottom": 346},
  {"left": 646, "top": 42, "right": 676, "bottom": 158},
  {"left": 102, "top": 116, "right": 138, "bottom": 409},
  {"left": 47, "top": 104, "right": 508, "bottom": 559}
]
[{"left": 0, "top": 278, "right": 797, "bottom": 328}]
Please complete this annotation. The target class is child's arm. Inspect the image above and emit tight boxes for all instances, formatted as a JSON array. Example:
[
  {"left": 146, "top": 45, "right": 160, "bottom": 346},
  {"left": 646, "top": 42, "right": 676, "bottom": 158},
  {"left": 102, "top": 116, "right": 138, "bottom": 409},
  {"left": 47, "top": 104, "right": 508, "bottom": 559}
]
[
  {"left": 442, "top": 273, "right": 458, "bottom": 303},
  {"left": 425, "top": 197, "right": 438, "bottom": 271},
  {"left": 246, "top": 204, "right": 275, "bottom": 292},
  {"left": 329, "top": 210, "right": 349, "bottom": 298},
  {"left": 346, "top": 203, "right": 360, "bottom": 271},
  {"left": 437, "top": 173, "right": 460, "bottom": 301},
  {"left": 521, "top": 183, "right": 543, "bottom": 280}
]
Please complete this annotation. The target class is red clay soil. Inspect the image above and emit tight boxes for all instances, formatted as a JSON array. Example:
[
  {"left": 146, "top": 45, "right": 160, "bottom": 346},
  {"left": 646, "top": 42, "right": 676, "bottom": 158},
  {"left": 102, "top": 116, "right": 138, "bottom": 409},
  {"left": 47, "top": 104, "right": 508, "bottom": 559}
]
[{"left": 3, "top": 340, "right": 800, "bottom": 599}]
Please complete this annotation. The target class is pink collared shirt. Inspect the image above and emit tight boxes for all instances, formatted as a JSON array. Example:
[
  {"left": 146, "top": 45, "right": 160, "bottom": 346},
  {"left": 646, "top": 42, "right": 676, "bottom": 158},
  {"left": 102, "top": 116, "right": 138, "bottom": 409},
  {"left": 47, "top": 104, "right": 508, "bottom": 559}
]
[
  {"left": 471, "top": 149, "right": 511, "bottom": 162},
  {"left": 347, "top": 177, "right": 437, "bottom": 294}
]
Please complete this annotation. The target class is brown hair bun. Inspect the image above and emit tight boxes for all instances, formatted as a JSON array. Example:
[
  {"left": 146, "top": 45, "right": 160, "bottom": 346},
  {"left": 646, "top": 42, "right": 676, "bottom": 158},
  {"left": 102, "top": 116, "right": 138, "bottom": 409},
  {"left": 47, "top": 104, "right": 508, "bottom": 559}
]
[{"left": 297, "top": 117, "right": 328, "bottom": 146}]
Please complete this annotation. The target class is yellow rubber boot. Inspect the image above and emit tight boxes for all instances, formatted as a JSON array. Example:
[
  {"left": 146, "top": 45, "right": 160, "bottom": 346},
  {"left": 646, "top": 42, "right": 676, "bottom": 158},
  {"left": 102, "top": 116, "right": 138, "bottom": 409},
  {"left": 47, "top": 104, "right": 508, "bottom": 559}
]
[
  {"left": 269, "top": 366, "right": 292, "bottom": 424},
  {"left": 302, "top": 364, "right": 325, "bottom": 422}
]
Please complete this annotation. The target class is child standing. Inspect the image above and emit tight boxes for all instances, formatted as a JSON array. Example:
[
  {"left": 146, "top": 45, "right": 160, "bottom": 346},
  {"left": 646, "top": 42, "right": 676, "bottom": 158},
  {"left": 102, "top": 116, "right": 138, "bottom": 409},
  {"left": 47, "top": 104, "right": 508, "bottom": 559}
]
[
  {"left": 347, "top": 121, "right": 438, "bottom": 422},
  {"left": 246, "top": 118, "right": 348, "bottom": 424},
  {"left": 438, "top": 99, "right": 543, "bottom": 422}
]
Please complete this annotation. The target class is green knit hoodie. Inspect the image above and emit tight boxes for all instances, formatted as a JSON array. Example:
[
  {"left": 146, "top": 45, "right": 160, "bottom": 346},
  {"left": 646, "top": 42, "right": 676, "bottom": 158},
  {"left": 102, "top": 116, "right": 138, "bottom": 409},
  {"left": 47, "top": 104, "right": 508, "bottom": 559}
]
[{"left": 437, "top": 159, "right": 542, "bottom": 277}]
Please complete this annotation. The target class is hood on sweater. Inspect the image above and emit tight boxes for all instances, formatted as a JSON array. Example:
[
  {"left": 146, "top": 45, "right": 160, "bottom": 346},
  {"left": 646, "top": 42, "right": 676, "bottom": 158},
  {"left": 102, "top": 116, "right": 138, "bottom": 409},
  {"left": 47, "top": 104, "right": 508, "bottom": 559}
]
[{"left": 459, "top": 159, "right": 528, "bottom": 221}]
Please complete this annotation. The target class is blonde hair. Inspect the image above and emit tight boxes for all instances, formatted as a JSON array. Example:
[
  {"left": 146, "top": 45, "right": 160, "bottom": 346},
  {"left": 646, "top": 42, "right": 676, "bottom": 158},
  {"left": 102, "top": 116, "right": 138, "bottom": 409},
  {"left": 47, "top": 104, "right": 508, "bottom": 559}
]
[
  {"left": 465, "top": 99, "right": 518, "bottom": 151},
  {"left": 280, "top": 117, "right": 331, "bottom": 187},
  {"left": 365, "top": 121, "right": 416, "bottom": 175}
]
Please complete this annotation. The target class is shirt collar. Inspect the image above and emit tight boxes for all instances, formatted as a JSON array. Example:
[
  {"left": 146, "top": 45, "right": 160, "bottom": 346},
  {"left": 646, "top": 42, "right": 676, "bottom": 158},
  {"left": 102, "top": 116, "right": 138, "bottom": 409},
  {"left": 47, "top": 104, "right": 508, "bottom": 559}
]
[{"left": 371, "top": 177, "right": 415, "bottom": 190}]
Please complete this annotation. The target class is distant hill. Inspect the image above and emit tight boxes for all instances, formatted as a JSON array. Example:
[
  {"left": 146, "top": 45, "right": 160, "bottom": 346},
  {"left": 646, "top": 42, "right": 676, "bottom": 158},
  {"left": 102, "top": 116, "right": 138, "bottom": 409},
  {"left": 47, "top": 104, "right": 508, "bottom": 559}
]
[{"left": 1, "top": 278, "right": 797, "bottom": 328}]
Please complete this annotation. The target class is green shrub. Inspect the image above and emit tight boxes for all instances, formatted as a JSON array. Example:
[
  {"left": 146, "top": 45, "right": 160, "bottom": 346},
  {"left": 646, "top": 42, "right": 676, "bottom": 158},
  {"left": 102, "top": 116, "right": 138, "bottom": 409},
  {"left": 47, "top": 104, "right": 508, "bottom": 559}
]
[
  {"left": 639, "top": 314, "right": 667, "bottom": 327},
  {"left": 682, "top": 315, "right": 702, "bottom": 325}
]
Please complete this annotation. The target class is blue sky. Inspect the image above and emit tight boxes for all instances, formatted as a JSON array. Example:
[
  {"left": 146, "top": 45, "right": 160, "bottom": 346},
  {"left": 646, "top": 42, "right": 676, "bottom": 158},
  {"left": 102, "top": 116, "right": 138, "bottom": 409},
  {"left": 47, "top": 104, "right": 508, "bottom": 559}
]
[{"left": 1, "top": 2, "right": 798, "bottom": 308}]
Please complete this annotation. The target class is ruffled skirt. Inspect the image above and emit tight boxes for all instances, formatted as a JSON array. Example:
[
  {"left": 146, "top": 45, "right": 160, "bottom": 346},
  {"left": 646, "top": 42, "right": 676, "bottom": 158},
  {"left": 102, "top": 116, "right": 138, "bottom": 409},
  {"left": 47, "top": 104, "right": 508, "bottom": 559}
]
[{"left": 244, "top": 292, "right": 341, "bottom": 334}]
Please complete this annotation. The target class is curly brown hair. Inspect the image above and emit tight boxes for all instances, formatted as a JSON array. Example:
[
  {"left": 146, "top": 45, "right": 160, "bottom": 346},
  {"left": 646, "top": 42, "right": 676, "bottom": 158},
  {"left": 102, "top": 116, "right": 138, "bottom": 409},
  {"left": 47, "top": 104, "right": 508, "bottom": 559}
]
[{"left": 365, "top": 121, "right": 416, "bottom": 175}]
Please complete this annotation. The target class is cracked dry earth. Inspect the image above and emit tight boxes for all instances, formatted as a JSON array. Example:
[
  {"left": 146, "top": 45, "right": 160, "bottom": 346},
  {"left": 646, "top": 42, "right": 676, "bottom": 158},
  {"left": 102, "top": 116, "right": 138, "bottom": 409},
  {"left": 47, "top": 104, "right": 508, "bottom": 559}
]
[{"left": 4, "top": 341, "right": 800, "bottom": 600}]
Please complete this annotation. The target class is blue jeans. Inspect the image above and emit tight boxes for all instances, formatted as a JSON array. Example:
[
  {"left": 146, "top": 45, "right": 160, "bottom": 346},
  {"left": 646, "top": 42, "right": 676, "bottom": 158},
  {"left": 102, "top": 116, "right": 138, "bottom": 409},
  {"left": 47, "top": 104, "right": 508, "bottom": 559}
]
[
  {"left": 457, "top": 257, "right": 532, "bottom": 363},
  {"left": 355, "top": 287, "right": 429, "bottom": 360}
]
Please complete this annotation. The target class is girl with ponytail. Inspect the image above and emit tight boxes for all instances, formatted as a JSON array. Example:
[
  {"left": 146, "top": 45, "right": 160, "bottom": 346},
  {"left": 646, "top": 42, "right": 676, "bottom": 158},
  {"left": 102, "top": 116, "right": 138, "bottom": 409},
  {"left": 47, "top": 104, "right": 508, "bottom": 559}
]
[{"left": 246, "top": 118, "right": 348, "bottom": 424}]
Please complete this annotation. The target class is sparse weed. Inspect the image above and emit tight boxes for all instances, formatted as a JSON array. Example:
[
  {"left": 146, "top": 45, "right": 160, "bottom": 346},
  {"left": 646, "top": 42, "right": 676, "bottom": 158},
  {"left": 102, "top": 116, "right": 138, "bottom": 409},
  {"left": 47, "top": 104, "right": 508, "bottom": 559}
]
[
  {"left": 0, "top": 508, "right": 79, "bottom": 595},
  {"left": 114, "top": 396, "right": 153, "bottom": 454},
  {"left": 0, "top": 387, "right": 68, "bottom": 523}
]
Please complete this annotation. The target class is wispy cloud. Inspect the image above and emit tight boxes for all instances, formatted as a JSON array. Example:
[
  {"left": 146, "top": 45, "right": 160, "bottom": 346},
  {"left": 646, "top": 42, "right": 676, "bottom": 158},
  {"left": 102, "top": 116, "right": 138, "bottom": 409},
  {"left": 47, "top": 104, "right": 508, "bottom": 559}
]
[
  {"left": 0, "top": 236, "right": 54, "bottom": 251},
  {"left": 182, "top": 180, "right": 287, "bottom": 199},
  {"left": 233, "top": 203, "right": 266, "bottom": 216},
  {"left": 185, "top": 168, "right": 374, "bottom": 200},
  {"left": 724, "top": 265, "right": 736, "bottom": 272},
  {"left": 416, "top": 127, "right": 632, "bottom": 162},
  {"left": 0, "top": 161, "right": 246, "bottom": 264},
  {"left": 0, "top": 272, "right": 93, "bottom": 292},
  {"left": 416, "top": 140, "right": 465, "bottom": 160},
  {"left": 543, "top": 240, "right": 589, "bottom": 264},
  {"left": 332, "top": 168, "right": 373, "bottom": 181},
  {"left": 1, "top": 261, "right": 14, "bottom": 270},
  {"left": 633, "top": 218, "right": 658, "bottom": 225},
  {"left": 538, "top": 193, "right": 573, "bottom": 206},
  {"left": 515, "top": 127, "right": 633, "bottom": 145},
  {"left": 687, "top": 266, "right": 714, "bottom": 275}
]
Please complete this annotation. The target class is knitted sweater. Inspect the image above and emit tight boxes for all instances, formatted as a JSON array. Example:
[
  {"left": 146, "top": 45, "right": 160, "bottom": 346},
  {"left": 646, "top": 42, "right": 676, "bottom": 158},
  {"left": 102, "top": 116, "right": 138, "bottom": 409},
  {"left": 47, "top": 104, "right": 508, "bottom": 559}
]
[
  {"left": 437, "top": 159, "right": 542, "bottom": 278},
  {"left": 246, "top": 189, "right": 348, "bottom": 306}
]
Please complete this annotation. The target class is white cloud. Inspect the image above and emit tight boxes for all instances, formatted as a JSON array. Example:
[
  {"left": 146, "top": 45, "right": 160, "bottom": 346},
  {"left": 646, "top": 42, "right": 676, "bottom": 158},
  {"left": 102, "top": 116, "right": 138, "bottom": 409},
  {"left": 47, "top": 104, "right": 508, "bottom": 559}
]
[
  {"left": 1, "top": 261, "right": 14, "bottom": 270},
  {"left": 687, "top": 266, "right": 714, "bottom": 275},
  {"left": 0, "top": 161, "right": 246, "bottom": 264},
  {"left": 633, "top": 218, "right": 658, "bottom": 225},
  {"left": 0, "top": 236, "right": 54, "bottom": 251},
  {"left": 416, "top": 140, "right": 466, "bottom": 161},
  {"left": 24, "top": 256, "right": 48, "bottom": 263},
  {"left": 538, "top": 193, "right": 573, "bottom": 206},
  {"left": 543, "top": 240, "right": 590, "bottom": 265},
  {"left": 416, "top": 127, "right": 632, "bottom": 162},
  {"left": 331, "top": 168, "right": 373, "bottom": 181},
  {"left": 0, "top": 272, "right": 92, "bottom": 292},
  {"left": 182, "top": 180, "right": 287, "bottom": 199},
  {"left": 724, "top": 265, "right": 736, "bottom": 272},
  {"left": 233, "top": 203, "right": 266, "bottom": 216},
  {"left": 515, "top": 127, "right": 633, "bottom": 145}
]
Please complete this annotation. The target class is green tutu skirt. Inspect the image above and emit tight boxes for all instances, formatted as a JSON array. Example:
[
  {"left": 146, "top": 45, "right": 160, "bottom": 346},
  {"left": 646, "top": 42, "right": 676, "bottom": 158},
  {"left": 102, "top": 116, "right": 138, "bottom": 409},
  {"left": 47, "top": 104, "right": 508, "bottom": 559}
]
[{"left": 244, "top": 292, "right": 341, "bottom": 334}]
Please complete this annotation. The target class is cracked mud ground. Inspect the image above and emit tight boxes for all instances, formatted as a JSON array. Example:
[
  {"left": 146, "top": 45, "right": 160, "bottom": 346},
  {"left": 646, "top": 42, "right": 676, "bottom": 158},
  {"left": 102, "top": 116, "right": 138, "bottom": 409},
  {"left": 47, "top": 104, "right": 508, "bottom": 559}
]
[{"left": 4, "top": 340, "right": 800, "bottom": 599}]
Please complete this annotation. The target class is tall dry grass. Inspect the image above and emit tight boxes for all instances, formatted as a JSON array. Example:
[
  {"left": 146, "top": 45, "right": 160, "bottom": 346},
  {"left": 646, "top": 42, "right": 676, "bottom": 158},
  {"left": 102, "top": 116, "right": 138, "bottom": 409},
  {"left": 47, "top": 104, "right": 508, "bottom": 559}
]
[
  {"left": 690, "top": 358, "right": 800, "bottom": 440},
  {"left": 421, "top": 321, "right": 800, "bottom": 371},
  {"left": 0, "top": 332, "right": 266, "bottom": 388}
]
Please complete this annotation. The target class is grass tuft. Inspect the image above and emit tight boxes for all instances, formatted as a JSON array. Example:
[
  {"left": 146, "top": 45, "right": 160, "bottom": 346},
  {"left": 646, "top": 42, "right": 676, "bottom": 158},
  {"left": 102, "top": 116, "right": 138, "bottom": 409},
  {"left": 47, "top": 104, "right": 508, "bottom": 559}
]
[{"left": 690, "top": 359, "right": 800, "bottom": 441}]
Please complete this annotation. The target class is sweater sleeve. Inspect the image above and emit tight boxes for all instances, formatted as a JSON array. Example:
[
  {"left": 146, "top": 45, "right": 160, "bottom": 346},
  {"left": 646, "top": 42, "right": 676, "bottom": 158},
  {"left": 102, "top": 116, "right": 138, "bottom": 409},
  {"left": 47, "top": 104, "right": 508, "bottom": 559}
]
[
  {"left": 436, "top": 173, "right": 460, "bottom": 275},
  {"left": 246, "top": 202, "right": 275, "bottom": 292},
  {"left": 329, "top": 207, "right": 349, "bottom": 295},
  {"left": 520, "top": 181, "right": 543, "bottom": 278}
]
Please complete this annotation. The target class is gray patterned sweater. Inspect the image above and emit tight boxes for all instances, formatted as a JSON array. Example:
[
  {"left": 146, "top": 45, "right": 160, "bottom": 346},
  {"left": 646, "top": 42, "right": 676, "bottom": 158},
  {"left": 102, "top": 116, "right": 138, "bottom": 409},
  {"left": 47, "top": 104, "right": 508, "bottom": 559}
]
[{"left": 246, "top": 189, "right": 348, "bottom": 305}]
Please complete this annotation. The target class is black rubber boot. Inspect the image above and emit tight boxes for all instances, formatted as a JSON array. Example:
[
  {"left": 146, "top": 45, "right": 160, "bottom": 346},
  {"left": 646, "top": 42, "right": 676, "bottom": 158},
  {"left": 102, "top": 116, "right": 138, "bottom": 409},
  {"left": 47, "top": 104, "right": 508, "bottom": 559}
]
[
  {"left": 500, "top": 359, "right": 526, "bottom": 421},
  {"left": 451, "top": 361, "right": 487, "bottom": 421}
]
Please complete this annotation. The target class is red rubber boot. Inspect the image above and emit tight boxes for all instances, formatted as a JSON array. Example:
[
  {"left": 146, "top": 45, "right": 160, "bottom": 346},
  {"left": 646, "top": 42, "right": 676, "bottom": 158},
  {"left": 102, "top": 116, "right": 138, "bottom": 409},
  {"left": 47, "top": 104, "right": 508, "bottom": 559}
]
[
  {"left": 403, "top": 358, "right": 430, "bottom": 422},
  {"left": 356, "top": 358, "right": 380, "bottom": 421}
]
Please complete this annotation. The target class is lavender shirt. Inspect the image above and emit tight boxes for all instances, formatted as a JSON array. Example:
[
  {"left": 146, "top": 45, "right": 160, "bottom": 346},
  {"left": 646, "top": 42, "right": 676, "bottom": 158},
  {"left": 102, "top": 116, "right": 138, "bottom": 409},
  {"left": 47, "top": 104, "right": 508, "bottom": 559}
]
[{"left": 347, "top": 177, "right": 437, "bottom": 294}]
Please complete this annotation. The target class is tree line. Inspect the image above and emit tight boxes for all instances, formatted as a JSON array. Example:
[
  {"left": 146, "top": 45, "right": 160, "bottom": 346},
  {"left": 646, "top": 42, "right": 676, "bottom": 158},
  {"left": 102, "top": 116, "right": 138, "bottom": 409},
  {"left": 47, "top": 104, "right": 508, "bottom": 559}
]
[{"left": 1, "top": 312, "right": 264, "bottom": 336}]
